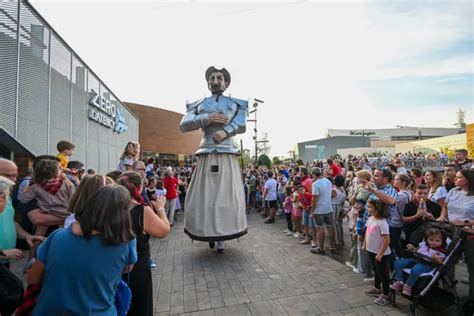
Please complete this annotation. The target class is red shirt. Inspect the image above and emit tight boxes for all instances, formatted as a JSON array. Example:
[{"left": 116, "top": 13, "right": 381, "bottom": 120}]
[
  {"left": 301, "top": 177, "right": 313, "bottom": 194},
  {"left": 298, "top": 192, "right": 312, "bottom": 209},
  {"left": 163, "top": 177, "right": 178, "bottom": 199},
  {"left": 330, "top": 164, "right": 341, "bottom": 177}
]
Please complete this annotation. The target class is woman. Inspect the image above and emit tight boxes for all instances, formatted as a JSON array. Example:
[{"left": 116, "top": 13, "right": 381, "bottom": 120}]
[
  {"left": 27, "top": 185, "right": 137, "bottom": 315},
  {"left": 392, "top": 174, "right": 413, "bottom": 258},
  {"left": 424, "top": 170, "right": 447, "bottom": 209},
  {"left": 117, "top": 172, "right": 170, "bottom": 316},
  {"left": 332, "top": 175, "right": 346, "bottom": 249},
  {"left": 438, "top": 169, "right": 474, "bottom": 302}
]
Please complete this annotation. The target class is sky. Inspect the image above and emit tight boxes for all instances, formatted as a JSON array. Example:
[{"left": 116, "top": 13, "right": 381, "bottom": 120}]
[{"left": 31, "top": 0, "right": 474, "bottom": 157}]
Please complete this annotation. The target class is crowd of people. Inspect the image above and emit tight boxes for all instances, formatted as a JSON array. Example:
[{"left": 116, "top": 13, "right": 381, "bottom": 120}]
[
  {"left": 243, "top": 149, "right": 474, "bottom": 307},
  {"left": 0, "top": 140, "right": 191, "bottom": 316},
  {"left": 1, "top": 140, "right": 473, "bottom": 314}
]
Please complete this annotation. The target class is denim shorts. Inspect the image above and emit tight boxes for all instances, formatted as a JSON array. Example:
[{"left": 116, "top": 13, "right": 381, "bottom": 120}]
[
  {"left": 314, "top": 213, "right": 334, "bottom": 228},
  {"left": 302, "top": 209, "right": 316, "bottom": 228}
]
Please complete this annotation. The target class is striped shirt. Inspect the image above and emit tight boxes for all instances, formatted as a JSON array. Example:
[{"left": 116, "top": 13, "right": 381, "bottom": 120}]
[
  {"left": 368, "top": 184, "right": 399, "bottom": 227},
  {"left": 446, "top": 188, "right": 474, "bottom": 221}
]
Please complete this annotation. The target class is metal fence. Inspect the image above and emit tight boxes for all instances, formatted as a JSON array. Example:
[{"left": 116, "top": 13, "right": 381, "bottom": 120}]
[{"left": 0, "top": 0, "right": 139, "bottom": 173}]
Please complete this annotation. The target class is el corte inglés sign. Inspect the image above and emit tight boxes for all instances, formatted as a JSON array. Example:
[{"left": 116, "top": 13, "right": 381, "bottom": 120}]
[{"left": 88, "top": 94, "right": 128, "bottom": 133}]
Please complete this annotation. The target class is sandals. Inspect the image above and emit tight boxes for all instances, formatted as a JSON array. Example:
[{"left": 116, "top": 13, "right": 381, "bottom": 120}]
[{"left": 311, "top": 248, "right": 326, "bottom": 255}]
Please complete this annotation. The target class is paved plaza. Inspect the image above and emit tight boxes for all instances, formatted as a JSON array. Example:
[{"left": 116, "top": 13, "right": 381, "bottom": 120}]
[{"left": 148, "top": 211, "right": 467, "bottom": 316}]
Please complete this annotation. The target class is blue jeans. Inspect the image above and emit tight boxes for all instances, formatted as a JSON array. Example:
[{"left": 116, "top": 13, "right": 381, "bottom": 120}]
[{"left": 394, "top": 258, "right": 432, "bottom": 287}]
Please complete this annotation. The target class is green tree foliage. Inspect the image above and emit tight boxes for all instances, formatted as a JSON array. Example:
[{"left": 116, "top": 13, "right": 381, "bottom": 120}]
[
  {"left": 258, "top": 154, "right": 272, "bottom": 169},
  {"left": 272, "top": 156, "right": 282, "bottom": 165}
]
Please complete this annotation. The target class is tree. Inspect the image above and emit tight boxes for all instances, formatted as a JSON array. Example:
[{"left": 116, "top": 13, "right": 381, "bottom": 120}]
[
  {"left": 272, "top": 156, "right": 282, "bottom": 165},
  {"left": 258, "top": 154, "right": 272, "bottom": 169},
  {"left": 239, "top": 149, "right": 254, "bottom": 168},
  {"left": 455, "top": 109, "right": 466, "bottom": 129}
]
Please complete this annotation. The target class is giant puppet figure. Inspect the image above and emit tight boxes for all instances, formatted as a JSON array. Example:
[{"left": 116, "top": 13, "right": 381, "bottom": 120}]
[{"left": 179, "top": 66, "right": 248, "bottom": 253}]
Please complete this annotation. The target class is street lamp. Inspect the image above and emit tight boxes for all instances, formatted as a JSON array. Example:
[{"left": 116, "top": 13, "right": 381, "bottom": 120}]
[{"left": 248, "top": 98, "right": 264, "bottom": 164}]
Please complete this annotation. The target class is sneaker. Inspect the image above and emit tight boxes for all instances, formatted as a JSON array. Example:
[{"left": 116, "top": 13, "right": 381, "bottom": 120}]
[
  {"left": 345, "top": 261, "right": 356, "bottom": 269},
  {"left": 300, "top": 240, "right": 310, "bottom": 245},
  {"left": 363, "top": 277, "right": 375, "bottom": 284},
  {"left": 283, "top": 229, "right": 289, "bottom": 233},
  {"left": 149, "top": 259, "right": 157, "bottom": 270},
  {"left": 390, "top": 281, "right": 404, "bottom": 291},
  {"left": 293, "top": 232, "right": 300, "bottom": 238},
  {"left": 461, "top": 277, "right": 470, "bottom": 284},
  {"left": 352, "top": 268, "right": 367, "bottom": 277},
  {"left": 285, "top": 231, "right": 294, "bottom": 236},
  {"left": 374, "top": 294, "right": 390, "bottom": 306},
  {"left": 364, "top": 287, "right": 382, "bottom": 297},
  {"left": 297, "top": 234, "right": 305, "bottom": 240},
  {"left": 264, "top": 218, "right": 275, "bottom": 224},
  {"left": 402, "top": 284, "right": 412, "bottom": 296}
]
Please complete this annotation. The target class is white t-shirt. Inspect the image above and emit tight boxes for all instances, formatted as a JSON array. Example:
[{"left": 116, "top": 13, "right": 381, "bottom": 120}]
[
  {"left": 312, "top": 178, "right": 333, "bottom": 214},
  {"left": 365, "top": 217, "right": 391, "bottom": 256},
  {"left": 264, "top": 178, "right": 278, "bottom": 201},
  {"left": 397, "top": 167, "right": 408, "bottom": 175},
  {"left": 446, "top": 189, "right": 474, "bottom": 221},
  {"left": 428, "top": 186, "right": 448, "bottom": 204}
]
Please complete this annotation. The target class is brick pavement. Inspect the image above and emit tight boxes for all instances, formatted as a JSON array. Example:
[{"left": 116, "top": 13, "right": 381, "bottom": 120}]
[{"left": 149, "top": 212, "right": 422, "bottom": 316}]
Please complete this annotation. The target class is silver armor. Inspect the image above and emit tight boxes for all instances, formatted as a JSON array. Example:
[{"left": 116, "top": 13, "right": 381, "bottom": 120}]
[{"left": 180, "top": 95, "right": 248, "bottom": 155}]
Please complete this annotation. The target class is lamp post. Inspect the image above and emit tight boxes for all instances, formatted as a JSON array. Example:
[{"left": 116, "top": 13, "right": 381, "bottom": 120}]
[{"left": 248, "top": 98, "right": 264, "bottom": 164}]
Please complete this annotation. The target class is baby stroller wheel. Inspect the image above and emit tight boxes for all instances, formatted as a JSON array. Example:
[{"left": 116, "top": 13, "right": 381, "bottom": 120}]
[
  {"left": 389, "top": 288, "right": 396, "bottom": 307},
  {"left": 409, "top": 303, "right": 420, "bottom": 316},
  {"left": 457, "top": 296, "right": 474, "bottom": 316}
]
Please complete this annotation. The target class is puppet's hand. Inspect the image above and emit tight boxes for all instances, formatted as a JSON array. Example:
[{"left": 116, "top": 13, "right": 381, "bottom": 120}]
[{"left": 213, "top": 130, "right": 227, "bottom": 143}]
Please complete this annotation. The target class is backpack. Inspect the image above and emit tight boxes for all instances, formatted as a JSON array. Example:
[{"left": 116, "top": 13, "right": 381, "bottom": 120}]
[{"left": 0, "top": 263, "right": 24, "bottom": 315}]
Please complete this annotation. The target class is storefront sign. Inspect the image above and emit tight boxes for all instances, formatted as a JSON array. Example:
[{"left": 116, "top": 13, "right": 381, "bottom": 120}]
[
  {"left": 350, "top": 130, "right": 376, "bottom": 137},
  {"left": 88, "top": 94, "right": 127, "bottom": 133}
]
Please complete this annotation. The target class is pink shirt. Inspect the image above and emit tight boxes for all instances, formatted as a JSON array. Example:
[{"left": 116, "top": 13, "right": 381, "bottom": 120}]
[
  {"left": 365, "top": 217, "right": 391, "bottom": 256},
  {"left": 284, "top": 196, "right": 293, "bottom": 214}
]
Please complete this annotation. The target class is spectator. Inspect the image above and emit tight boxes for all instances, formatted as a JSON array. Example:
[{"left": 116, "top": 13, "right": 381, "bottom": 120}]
[
  {"left": 263, "top": 170, "right": 278, "bottom": 224},
  {"left": 0, "top": 176, "right": 45, "bottom": 269},
  {"left": 118, "top": 141, "right": 141, "bottom": 172},
  {"left": 394, "top": 159, "right": 407, "bottom": 175},
  {"left": 20, "top": 159, "right": 75, "bottom": 237},
  {"left": 163, "top": 170, "right": 179, "bottom": 225},
  {"left": 248, "top": 170, "right": 258, "bottom": 211},
  {"left": 298, "top": 185, "right": 313, "bottom": 245},
  {"left": 363, "top": 199, "right": 391, "bottom": 306},
  {"left": 66, "top": 160, "right": 84, "bottom": 187},
  {"left": 87, "top": 168, "right": 96, "bottom": 175},
  {"left": 0, "top": 157, "right": 18, "bottom": 182},
  {"left": 443, "top": 164, "right": 458, "bottom": 192},
  {"left": 454, "top": 149, "right": 472, "bottom": 170},
  {"left": 106, "top": 170, "right": 123, "bottom": 182},
  {"left": 403, "top": 184, "right": 441, "bottom": 242},
  {"left": 326, "top": 158, "right": 342, "bottom": 178},
  {"left": 26, "top": 185, "right": 138, "bottom": 315},
  {"left": 391, "top": 173, "right": 412, "bottom": 258},
  {"left": 332, "top": 175, "right": 346, "bottom": 248},
  {"left": 56, "top": 140, "right": 75, "bottom": 172},
  {"left": 117, "top": 172, "right": 170, "bottom": 316},
  {"left": 310, "top": 167, "right": 336, "bottom": 254},
  {"left": 410, "top": 168, "right": 424, "bottom": 186},
  {"left": 283, "top": 186, "right": 294, "bottom": 235},
  {"left": 291, "top": 181, "right": 303, "bottom": 238},
  {"left": 145, "top": 158, "right": 155, "bottom": 176},
  {"left": 424, "top": 170, "right": 447, "bottom": 209}
]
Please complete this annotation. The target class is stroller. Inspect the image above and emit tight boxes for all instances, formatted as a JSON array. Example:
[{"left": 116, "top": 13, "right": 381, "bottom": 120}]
[{"left": 389, "top": 221, "right": 463, "bottom": 315}]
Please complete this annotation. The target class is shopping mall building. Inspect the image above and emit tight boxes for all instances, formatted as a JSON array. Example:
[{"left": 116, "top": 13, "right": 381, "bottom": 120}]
[{"left": 0, "top": 0, "right": 199, "bottom": 174}]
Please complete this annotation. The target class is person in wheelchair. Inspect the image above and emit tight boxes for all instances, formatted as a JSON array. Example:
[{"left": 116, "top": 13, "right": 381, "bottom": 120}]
[{"left": 390, "top": 228, "right": 447, "bottom": 296}]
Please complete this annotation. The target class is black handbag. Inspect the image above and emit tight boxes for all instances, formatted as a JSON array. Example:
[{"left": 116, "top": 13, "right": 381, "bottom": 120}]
[{"left": 0, "top": 263, "right": 24, "bottom": 315}]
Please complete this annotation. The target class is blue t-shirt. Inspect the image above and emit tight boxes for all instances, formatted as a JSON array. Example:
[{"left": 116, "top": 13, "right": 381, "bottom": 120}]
[
  {"left": 312, "top": 178, "right": 333, "bottom": 214},
  {"left": 33, "top": 227, "right": 137, "bottom": 316}
]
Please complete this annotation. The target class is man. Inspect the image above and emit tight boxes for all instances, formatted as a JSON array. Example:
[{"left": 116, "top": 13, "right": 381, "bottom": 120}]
[
  {"left": 248, "top": 170, "right": 258, "bottom": 211},
  {"left": 180, "top": 66, "right": 248, "bottom": 254},
  {"left": 0, "top": 160, "right": 45, "bottom": 269},
  {"left": 263, "top": 170, "right": 278, "bottom": 224},
  {"left": 310, "top": 167, "right": 335, "bottom": 254},
  {"left": 402, "top": 184, "right": 441, "bottom": 242},
  {"left": 454, "top": 149, "right": 472, "bottom": 170},
  {"left": 0, "top": 158, "right": 18, "bottom": 182},
  {"left": 443, "top": 164, "right": 458, "bottom": 192},
  {"left": 359, "top": 169, "right": 400, "bottom": 257},
  {"left": 326, "top": 159, "right": 341, "bottom": 178},
  {"left": 394, "top": 159, "right": 408, "bottom": 175}
]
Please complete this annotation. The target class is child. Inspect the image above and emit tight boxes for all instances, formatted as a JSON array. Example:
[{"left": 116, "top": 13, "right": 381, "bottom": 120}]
[
  {"left": 391, "top": 228, "right": 447, "bottom": 296},
  {"left": 20, "top": 160, "right": 75, "bottom": 237},
  {"left": 283, "top": 186, "right": 294, "bottom": 236},
  {"left": 56, "top": 140, "right": 75, "bottom": 172},
  {"left": 363, "top": 199, "right": 391, "bottom": 306},
  {"left": 146, "top": 175, "right": 158, "bottom": 202},
  {"left": 298, "top": 185, "right": 313, "bottom": 245},
  {"left": 291, "top": 182, "right": 303, "bottom": 238},
  {"left": 117, "top": 141, "right": 140, "bottom": 172},
  {"left": 156, "top": 180, "right": 167, "bottom": 197}
]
